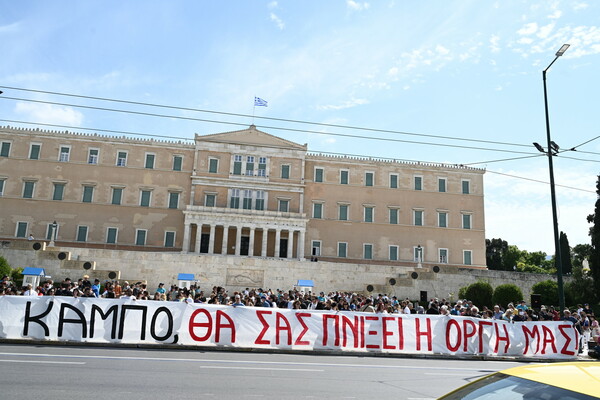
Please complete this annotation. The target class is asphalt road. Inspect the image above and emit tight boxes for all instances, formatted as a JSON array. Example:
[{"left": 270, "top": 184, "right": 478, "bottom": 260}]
[{"left": 0, "top": 343, "right": 526, "bottom": 399}]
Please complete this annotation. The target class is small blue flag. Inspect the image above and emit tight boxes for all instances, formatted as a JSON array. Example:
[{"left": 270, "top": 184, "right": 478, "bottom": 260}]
[{"left": 254, "top": 97, "right": 268, "bottom": 107}]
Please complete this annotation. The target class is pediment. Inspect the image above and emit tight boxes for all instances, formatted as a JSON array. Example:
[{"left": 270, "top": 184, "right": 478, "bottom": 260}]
[{"left": 196, "top": 125, "right": 307, "bottom": 151}]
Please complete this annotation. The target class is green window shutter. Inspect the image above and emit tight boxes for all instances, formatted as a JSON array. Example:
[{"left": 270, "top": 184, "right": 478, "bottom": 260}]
[
  {"left": 365, "top": 207, "right": 373, "bottom": 222},
  {"left": 281, "top": 165, "right": 290, "bottom": 179},
  {"left": 365, "top": 173, "right": 373, "bottom": 186},
  {"left": 233, "top": 161, "right": 242, "bottom": 175},
  {"left": 246, "top": 162, "right": 254, "bottom": 175},
  {"left": 112, "top": 188, "right": 123, "bottom": 205},
  {"left": 339, "top": 205, "right": 348, "bottom": 221},
  {"left": 0, "top": 142, "right": 11, "bottom": 157},
  {"left": 390, "top": 174, "right": 398, "bottom": 188},
  {"left": 82, "top": 186, "right": 94, "bottom": 203},
  {"left": 206, "top": 194, "right": 215, "bottom": 207},
  {"left": 279, "top": 200, "right": 289, "bottom": 212},
  {"left": 315, "top": 168, "right": 323, "bottom": 182},
  {"left": 140, "top": 190, "right": 151, "bottom": 207},
  {"left": 464, "top": 251, "right": 472, "bottom": 265},
  {"left": 414, "top": 177, "right": 422, "bottom": 190},
  {"left": 258, "top": 162, "right": 266, "bottom": 175},
  {"left": 338, "top": 243, "right": 347, "bottom": 258},
  {"left": 23, "top": 182, "right": 34, "bottom": 198},
  {"left": 415, "top": 211, "right": 423, "bottom": 226},
  {"left": 389, "top": 209, "right": 398, "bottom": 224},
  {"left": 209, "top": 159, "right": 218, "bottom": 173},
  {"left": 230, "top": 196, "right": 240, "bottom": 209},
  {"left": 53, "top": 183, "right": 65, "bottom": 201},
  {"left": 164, "top": 231, "right": 175, "bottom": 247},
  {"left": 16, "top": 222, "right": 28, "bottom": 238},
  {"left": 463, "top": 214, "right": 471, "bottom": 229},
  {"left": 136, "top": 230, "right": 146, "bottom": 245},
  {"left": 173, "top": 156, "right": 182, "bottom": 171},
  {"left": 364, "top": 244, "right": 372, "bottom": 259},
  {"left": 389, "top": 246, "right": 398, "bottom": 261},
  {"left": 439, "top": 179, "right": 446, "bottom": 192},
  {"left": 30, "top": 144, "right": 40, "bottom": 160},
  {"left": 168, "top": 192, "right": 179, "bottom": 209},
  {"left": 145, "top": 154, "right": 155, "bottom": 169},
  {"left": 76, "top": 226, "right": 88, "bottom": 242},
  {"left": 340, "top": 170, "right": 348, "bottom": 185},
  {"left": 462, "top": 180, "right": 470, "bottom": 194},
  {"left": 313, "top": 203, "right": 322, "bottom": 219},
  {"left": 243, "top": 197, "right": 252, "bottom": 209},
  {"left": 106, "top": 228, "right": 117, "bottom": 244},
  {"left": 0, "top": 179, "right": 4, "bottom": 195},
  {"left": 439, "top": 212, "right": 447, "bottom": 227},
  {"left": 255, "top": 199, "right": 264, "bottom": 210}
]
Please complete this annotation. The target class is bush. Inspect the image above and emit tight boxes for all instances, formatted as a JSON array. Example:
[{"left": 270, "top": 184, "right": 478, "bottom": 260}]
[
  {"left": 463, "top": 280, "right": 494, "bottom": 309},
  {"left": 492, "top": 283, "right": 523, "bottom": 309},
  {"left": 0, "top": 255, "right": 11, "bottom": 277},
  {"left": 458, "top": 286, "right": 468, "bottom": 301},
  {"left": 531, "top": 280, "right": 558, "bottom": 307}
]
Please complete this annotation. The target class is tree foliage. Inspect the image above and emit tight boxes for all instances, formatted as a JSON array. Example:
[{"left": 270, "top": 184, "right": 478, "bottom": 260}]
[
  {"left": 0, "top": 255, "right": 11, "bottom": 277},
  {"left": 586, "top": 175, "right": 600, "bottom": 300},
  {"left": 463, "top": 281, "right": 494, "bottom": 309},
  {"left": 559, "top": 231, "right": 573, "bottom": 275},
  {"left": 531, "top": 280, "right": 559, "bottom": 308},
  {"left": 492, "top": 284, "right": 523, "bottom": 309},
  {"left": 486, "top": 238, "right": 509, "bottom": 270}
]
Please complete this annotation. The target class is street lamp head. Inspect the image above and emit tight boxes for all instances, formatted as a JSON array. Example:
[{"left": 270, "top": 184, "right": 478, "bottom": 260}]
[
  {"left": 533, "top": 142, "right": 546, "bottom": 153},
  {"left": 556, "top": 44, "right": 570, "bottom": 57}
]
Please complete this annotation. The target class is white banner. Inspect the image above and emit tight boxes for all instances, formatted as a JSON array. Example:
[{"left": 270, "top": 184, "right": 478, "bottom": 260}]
[{"left": 0, "top": 297, "right": 579, "bottom": 359}]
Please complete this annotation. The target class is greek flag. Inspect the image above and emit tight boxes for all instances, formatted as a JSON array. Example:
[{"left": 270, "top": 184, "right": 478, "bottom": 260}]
[{"left": 254, "top": 97, "right": 268, "bottom": 107}]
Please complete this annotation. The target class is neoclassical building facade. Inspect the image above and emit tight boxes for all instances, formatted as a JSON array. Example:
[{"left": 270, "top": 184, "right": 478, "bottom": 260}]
[{"left": 0, "top": 124, "right": 486, "bottom": 268}]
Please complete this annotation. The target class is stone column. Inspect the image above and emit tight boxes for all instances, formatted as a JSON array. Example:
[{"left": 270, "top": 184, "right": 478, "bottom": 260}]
[
  {"left": 274, "top": 228, "right": 281, "bottom": 258},
  {"left": 235, "top": 225, "right": 242, "bottom": 256},
  {"left": 298, "top": 230, "right": 305, "bottom": 260},
  {"left": 208, "top": 224, "right": 216, "bottom": 254},
  {"left": 249, "top": 227, "right": 255, "bottom": 257},
  {"left": 194, "top": 223, "right": 202, "bottom": 254},
  {"left": 287, "top": 230, "right": 294, "bottom": 259},
  {"left": 181, "top": 221, "right": 191, "bottom": 253},
  {"left": 261, "top": 228, "right": 268, "bottom": 257},
  {"left": 221, "top": 225, "right": 229, "bottom": 255}
]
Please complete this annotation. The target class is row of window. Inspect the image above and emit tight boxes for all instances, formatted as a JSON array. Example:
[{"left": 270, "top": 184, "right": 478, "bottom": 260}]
[
  {"left": 0, "top": 141, "right": 184, "bottom": 171},
  {"left": 312, "top": 203, "right": 472, "bottom": 228},
  {"left": 1, "top": 179, "right": 180, "bottom": 209},
  {"left": 310, "top": 240, "right": 473, "bottom": 265},
  {"left": 14, "top": 221, "right": 176, "bottom": 247}
]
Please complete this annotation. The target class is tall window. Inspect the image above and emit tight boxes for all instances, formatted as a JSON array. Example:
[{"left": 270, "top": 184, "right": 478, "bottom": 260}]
[
  {"left": 59, "top": 146, "right": 70, "bottom": 162},
  {"left": 82, "top": 186, "right": 94, "bottom": 203},
  {"left": 390, "top": 174, "right": 398, "bottom": 189},
  {"left": 242, "top": 190, "right": 252, "bottom": 209},
  {"left": 111, "top": 187, "right": 123, "bottom": 205},
  {"left": 173, "top": 155, "right": 183, "bottom": 171},
  {"left": 52, "top": 183, "right": 65, "bottom": 201},
  {"left": 205, "top": 193, "right": 216, "bottom": 207},
  {"left": 23, "top": 181, "right": 35, "bottom": 199},
  {"left": 230, "top": 189, "right": 240, "bottom": 208},
  {"left": 439, "top": 248, "right": 448, "bottom": 264},
  {"left": 233, "top": 155, "right": 242, "bottom": 175},
  {"left": 414, "top": 176, "right": 422, "bottom": 191},
  {"left": 414, "top": 246, "right": 424, "bottom": 262},
  {"left": 106, "top": 227, "right": 118, "bottom": 244},
  {"left": 168, "top": 192, "right": 179, "bottom": 209},
  {"left": 463, "top": 250, "right": 472, "bottom": 265},
  {"left": 414, "top": 210, "right": 423, "bottom": 226},
  {"left": 315, "top": 168, "right": 324, "bottom": 183},
  {"left": 246, "top": 156, "right": 255, "bottom": 176},
  {"left": 365, "top": 172, "right": 374, "bottom": 187},
  {"left": 16, "top": 222, "right": 28, "bottom": 238},
  {"left": 29, "top": 143, "right": 41, "bottom": 160},
  {"left": 281, "top": 164, "right": 290, "bottom": 179},
  {"left": 363, "top": 244, "right": 373, "bottom": 260},
  {"left": 46, "top": 223, "right": 59, "bottom": 240},
  {"left": 76, "top": 226, "right": 88, "bottom": 242},
  {"left": 255, "top": 191, "right": 265, "bottom": 210},
  {"left": 311, "top": 241, "right": 321, "bottom": 256},
  {"left": 462, "top": 214, "right": 472, "bottom": 230},
  {"left": 0, "top": 142, "right": 10, "bottom": 157},
  {"left": 337, "top": 242, "right": 347, "bottom": 258},
  {"left": 278, "top": 199, "right": 289, "bottom": 212},
  {"left": 140, "top": 190, "right": 152, "bottom": 207},
  {"left": 313, "top": 203, "right": 323, "bottom": 219},
  {"left": 438, "top": 178, "right": 447, "bottom": 193},
  {"left": 340, "top": 170, "right": 349, "bottom": 185},
  {"left": 462, "top": 180, "right": 470, "bottom": 194},
  {"left": 88, "top": 149, "right": 99, "bottom": 164},
  {"left": 258, "top": 157, "right": 267, "bottom": 177},
  {"left": 389, "top": 208, "right": 399, "bottom": 224},
  {"left": 209, "top": 158, "right": 219, "bottom": 173},
  {"left": 438, "top": 212, "right": 447, "bottom": 228},
  {"left": 364, "top": 206, "right": 374, "bottom": 223},
  {"left": 389, "top": 245, "right": 398, "bottom": 261},
  {"left": 145, "top": 153, "right": 155, "bottom": 169},
  {"left": 135, "top": 229, "right": 147, "bottom": 246},
  {"left": 339, "top": 204, "right": 349, "bottom": 221},
  {"left": 164, "top": 231, "right": 176, "bottom": 248},
  {"left": 116, "top": 151, "right": 127, "bottom": 167},
  {"left": 0, "top": 179, "right": 5, "bottom": 196}
]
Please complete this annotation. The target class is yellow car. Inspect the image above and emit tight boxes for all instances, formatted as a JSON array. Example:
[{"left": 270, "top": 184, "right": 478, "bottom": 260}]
[{"left": 439, "top": 362, "right": 600, "bottom": 399}]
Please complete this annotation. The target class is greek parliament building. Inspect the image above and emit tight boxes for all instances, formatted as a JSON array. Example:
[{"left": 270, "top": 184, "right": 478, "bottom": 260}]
[{"left": 0, "top": 124, "right": 486, "bottom": 273}]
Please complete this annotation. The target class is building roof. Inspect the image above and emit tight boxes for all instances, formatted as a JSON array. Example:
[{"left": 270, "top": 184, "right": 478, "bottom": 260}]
[
  {"left": 296, "top": 279, "right": 314, "bottom": 287},
  {"left": 196, "top": 125, "right": 308, "bottom": 151},
  {"left": 177, "top": 273, "right": 195, "bottom": 281},
  {"left": 22, "top": 267, "right": 46, "bottom": 276}
]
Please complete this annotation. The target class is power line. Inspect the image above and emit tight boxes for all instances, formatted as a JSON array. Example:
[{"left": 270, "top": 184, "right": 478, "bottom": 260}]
[
  {"left": 0, "top": 85, "right": 535, "bottom": 149},
  {"left": 485, "top": 170, "right": 595, "bottom": 193}
]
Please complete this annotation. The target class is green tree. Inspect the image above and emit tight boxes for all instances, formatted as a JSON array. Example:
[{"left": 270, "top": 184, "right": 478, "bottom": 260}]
[
  {"left": 492, "top": 284, "right": 524, "bottom": 309},
  {"left": 559, "top": 231, "right": 573, "bottom": 274},
  {"left": 572, "top": 244, "right": 592, "bottom": 269},
  {"left": 531, "top": 280, "right": 559, "bottom": 308},
  {"left": 464, "top": 280, "right": 494, "bottom": 309},
  {"left": 587, "top": 175, "right": 600, "bottom": 299},
  {"left": 565, "top": 264, "right": 597, "bottom": 305},
  {"left": 486, "top": 238, "right": 509, "bottom": 270},
  {"left": 0, "top": 255, "right": 11, "bottom": 277}
]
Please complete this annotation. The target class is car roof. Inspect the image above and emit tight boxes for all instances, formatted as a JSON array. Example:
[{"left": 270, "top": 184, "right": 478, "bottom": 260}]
[{"left": 502, "top": 362, "right": 600, "bottom": 397}]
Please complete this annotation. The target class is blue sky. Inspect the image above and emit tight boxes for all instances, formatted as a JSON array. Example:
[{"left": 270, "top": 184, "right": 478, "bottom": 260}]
[{"left": 1, "top": 0, "right": 599, "bottom": 254}]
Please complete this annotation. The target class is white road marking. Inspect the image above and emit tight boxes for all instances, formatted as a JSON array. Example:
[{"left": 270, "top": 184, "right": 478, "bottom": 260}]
[{"left": 0, "top": 359, "right": 85, "bottom": 365}]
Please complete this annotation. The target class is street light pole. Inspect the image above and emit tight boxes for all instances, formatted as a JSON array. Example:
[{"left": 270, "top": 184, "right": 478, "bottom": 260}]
[{"left": 541, "top": 43, "right": 569, "bottom": 315}]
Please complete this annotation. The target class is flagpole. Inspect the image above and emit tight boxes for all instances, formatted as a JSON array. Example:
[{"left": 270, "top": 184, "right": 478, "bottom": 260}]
[{"left": 252, "top": 96, "right": 256, "bottom": 125}]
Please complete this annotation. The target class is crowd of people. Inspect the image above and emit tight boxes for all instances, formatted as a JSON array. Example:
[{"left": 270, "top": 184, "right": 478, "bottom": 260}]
[{"left": 2, "top": 274, "right": 599, "bottom": 352}]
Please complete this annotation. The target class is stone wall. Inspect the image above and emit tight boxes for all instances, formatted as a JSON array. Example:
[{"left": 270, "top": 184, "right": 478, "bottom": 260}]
[{"left": 0, "top": 242, "right": 566, "bottom": 305}]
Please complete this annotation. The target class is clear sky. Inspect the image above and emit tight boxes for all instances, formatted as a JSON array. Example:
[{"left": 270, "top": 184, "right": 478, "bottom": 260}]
[{"left": 1, "top": 0, "right": 599, "bottom": 255}]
